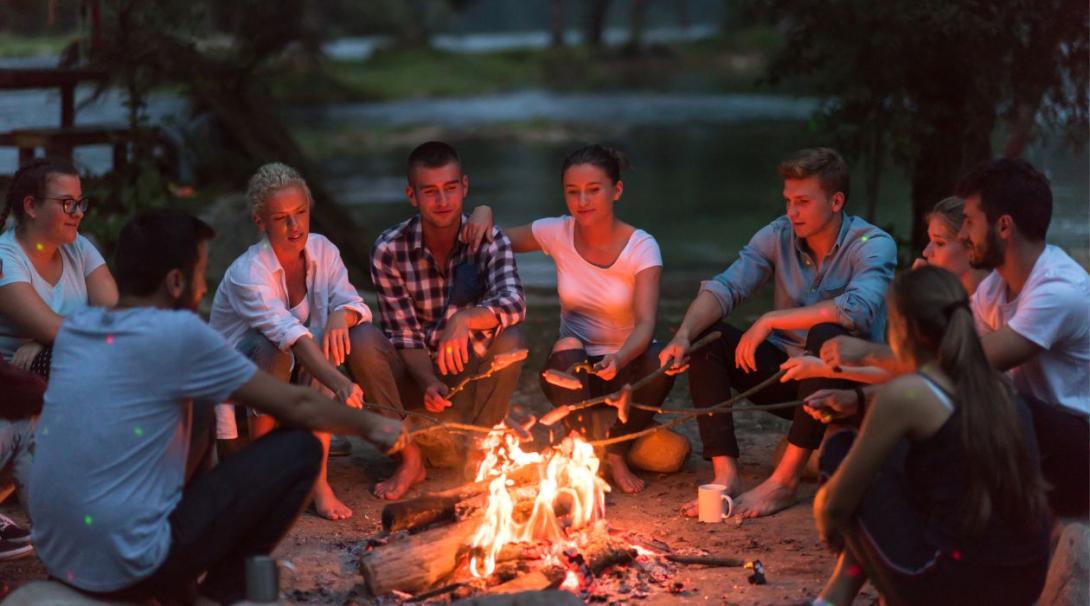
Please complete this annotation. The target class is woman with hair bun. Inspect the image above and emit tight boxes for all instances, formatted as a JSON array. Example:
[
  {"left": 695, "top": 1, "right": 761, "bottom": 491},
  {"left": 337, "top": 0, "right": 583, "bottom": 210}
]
[
  {"left": 471, "top": 144, "right": 673, "bottom": 493},
  {"left": 808, "top": 266, "right": 1050, "bottom": 606}
]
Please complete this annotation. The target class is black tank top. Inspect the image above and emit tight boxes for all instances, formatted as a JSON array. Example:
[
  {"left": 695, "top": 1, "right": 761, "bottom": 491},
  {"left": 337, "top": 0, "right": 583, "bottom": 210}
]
[{"left": 904, "top": 374, "right": 1050, "bottom": 566}]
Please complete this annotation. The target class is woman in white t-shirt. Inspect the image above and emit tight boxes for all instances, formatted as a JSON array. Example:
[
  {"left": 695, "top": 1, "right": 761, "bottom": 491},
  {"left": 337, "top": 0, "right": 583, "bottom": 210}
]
[
  {"left": 473, "top": 145, "right": 673, "bottom": 493},
  {"left": 0, "top": 159, "right": 118, "bottom": 377}
]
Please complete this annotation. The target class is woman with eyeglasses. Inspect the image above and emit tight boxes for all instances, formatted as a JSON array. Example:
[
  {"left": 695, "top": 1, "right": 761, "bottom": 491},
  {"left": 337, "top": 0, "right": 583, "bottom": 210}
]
[{"left": 0, "top": 158, "right": 118, "bottom": 377}]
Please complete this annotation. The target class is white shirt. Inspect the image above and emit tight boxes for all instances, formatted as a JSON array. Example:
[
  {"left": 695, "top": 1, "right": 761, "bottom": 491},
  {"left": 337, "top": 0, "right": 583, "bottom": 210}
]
[
  {"left": 971, "top": 244, "right": 1090, "bottom": 415},
  {"left": 531, "top": 216, "right": 662, "bottom": 356},
  {"left": 210, "top": 233, "right": 371, "bottom": 352},
  {"left": 0, "top": 229, "right": 106, "bottom": 360}
]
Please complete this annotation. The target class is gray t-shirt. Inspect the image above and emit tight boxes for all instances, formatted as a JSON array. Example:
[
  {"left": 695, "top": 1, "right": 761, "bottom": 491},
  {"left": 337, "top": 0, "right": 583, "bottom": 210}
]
[
  {"left": 28, "top": 306, "right": 257, "bottom": 592},
  {"left": 0, "top": 228, "right": 106, "bottom": 359}
]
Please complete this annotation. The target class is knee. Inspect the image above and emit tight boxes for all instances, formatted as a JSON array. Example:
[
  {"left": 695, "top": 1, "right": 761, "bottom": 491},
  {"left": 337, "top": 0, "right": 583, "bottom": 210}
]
[
  {"left": 281, "top": 429, "right": 323, "bottom": 473},
  {"left": 805, "top": 322, "right": 849, "bottom": 353},
  {"left": 551, "top": 336, "right": 583, "bottom": 355},
  {"left": 247, "top": 335, "right": 292, "bottom": 377},
  {"left": 818, "top": 428, "right": 856, "bottom": 479},
  {"left": 349, "top": 323, "right": 394, "bottom": 360},
  {"left": 493, "top": 325, "right": 527, "bottom": 353}
]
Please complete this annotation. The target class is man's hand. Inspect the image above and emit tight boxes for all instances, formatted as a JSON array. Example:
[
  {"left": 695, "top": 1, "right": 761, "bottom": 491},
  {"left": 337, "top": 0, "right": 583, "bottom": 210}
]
[
  {"left": 334, "top": 379, "right": 365, "bottom": 409},
  {"left": 323, "top": 310, "right": 352, "bottom": 366},
  {"left": 11, "top": 342, "right": 43, "bottom": 372},
  {"left": 423, "top": 381, "right": 452, "bottom": 413},
  {"left": 658, "top": 334, "right": 691, "bottom": 376},
  {"left": 735, "top": 315, "right": 772, "bottom": 373},
  {"left": 436, "top": 313, "right": 471, "bottom": 376},
  {"left": 779, "top": 355, "right": 829, "bottom": 382},
  {"left": 802, "top": 388, "right": 860, "bottom": 423},
  {"left": 592, "top": 354, "right": 619, "bottom": 381},
  {"left": 463, "top": 206, "right": 495, "bottom": 253},
  {"left": 819, "top": 335, "right": 872, "bottom": 370}
]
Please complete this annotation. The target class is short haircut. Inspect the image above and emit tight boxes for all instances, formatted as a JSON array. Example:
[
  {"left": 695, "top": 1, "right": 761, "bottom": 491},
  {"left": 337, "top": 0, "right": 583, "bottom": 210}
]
[
  {"left": 406, "top": 141, "right": 461, "bottom": 181},
  {"left": 777, "top": 147, "right": 850, "bottom": 202},
  {"left": 3, "top": 157, "right": 79, "bottom": 227},
  {"left": 954, "top": 158, "right": 1052, "bottom": 242},
  {"left": 246, "top": 162, "right": 313, "bottom": 217},
  {"left": 114, "top": 209, "right": 215, "bottom": 297}
]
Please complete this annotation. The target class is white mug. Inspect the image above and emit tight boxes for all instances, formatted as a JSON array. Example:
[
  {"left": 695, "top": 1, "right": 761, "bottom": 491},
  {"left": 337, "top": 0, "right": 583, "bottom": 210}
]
[{"left": 697, "top": 483, "right": 735, "bottom": 523}]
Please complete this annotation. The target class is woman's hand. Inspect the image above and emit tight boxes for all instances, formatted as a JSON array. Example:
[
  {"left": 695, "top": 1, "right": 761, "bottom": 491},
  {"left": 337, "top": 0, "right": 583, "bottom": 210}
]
[
  {"left": 658, "top": 335, "right": 691, "bottom": 375},
  {"left": 592, "top": 354, "right": 619, "bottom": 381},
  {"left": 11, "top": 342, "right": 43, "bottom": 372},
  {"left": 803, "top": 388, "right": 860, "bottom": 423},
  {"left": 323, "top": 310, "right": 352, "bottom": 366},
  {"left": 463, "top": 206, "right": 495, "bottom": 253},
  {"left": 779, "top": 355, "right": 830, "bottom": 382}
]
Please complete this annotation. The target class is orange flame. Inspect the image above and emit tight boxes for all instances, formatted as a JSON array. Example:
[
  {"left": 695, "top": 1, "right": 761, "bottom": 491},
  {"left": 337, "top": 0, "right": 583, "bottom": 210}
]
[{"left": 469, "top": 426, "right": 609, "bottom": 578}]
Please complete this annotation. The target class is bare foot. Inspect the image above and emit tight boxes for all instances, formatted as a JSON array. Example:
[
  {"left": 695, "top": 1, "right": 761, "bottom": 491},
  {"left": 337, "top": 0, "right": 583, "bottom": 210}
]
[
  {"left": 313, "top": 482, "right": 353, "bottom": 520},
  {"left": 373, "top": 446, "right": 426, "bottom": 501},
  {"left": 680, "top": 473, "right": 743, "bottom": 517},
  {"left": 606, "top": 454, "right": 646, "bottom": 494},
  {"left": 733, "top": 477, "right": 797, "bottom": 518}
]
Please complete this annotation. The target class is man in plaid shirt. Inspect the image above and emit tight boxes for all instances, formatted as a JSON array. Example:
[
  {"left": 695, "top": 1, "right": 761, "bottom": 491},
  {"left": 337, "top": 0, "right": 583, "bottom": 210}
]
[{"left": 355, "top": 141, "right": 526, "bottom": 500}]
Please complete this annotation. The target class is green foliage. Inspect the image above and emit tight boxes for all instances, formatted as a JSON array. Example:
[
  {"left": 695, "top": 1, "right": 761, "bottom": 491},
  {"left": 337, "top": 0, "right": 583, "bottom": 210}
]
[{"left": 751, "top": 0, "right": 1088, "bottom": 249}]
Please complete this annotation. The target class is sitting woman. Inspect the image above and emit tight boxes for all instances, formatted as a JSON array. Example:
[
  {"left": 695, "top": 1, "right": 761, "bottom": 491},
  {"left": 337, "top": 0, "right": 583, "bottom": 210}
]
[
  {"left": 779, "top": 196, "right": 990, "bottom": 386},
  {"left": 210, "top": 162, "right": 373, "bottom": 521},
  {"left": 472, "top": 145, "right": 673, "bottom": 493},
  {"left": 0, "top": 158, "right": 118, "bottom": 377},
  {"left": 808, "top": 266, "right": 1050, "bottom": 606}
]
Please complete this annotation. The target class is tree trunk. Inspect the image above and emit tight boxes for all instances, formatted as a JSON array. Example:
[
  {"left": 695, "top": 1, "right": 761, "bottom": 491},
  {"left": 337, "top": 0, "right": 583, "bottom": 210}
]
[
  {"left": 585, "top": 0, "right": 612, "bottom": 49},
  {"left": 550, "top": 0, "right": 566, "bottom": 48}
]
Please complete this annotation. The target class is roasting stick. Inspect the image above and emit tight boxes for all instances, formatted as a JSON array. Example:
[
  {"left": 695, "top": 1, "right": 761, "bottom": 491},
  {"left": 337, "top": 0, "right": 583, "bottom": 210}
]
[{"left": 538, "top": 331, "right": 723, "bottom": 426}]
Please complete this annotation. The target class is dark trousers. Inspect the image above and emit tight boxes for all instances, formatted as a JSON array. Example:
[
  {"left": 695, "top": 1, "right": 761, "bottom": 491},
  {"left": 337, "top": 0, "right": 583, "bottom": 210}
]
[
  {"left": 540, "top": 342, "right": 675, "bottom": 455},
  {"left": 688, "top": 322, "right": 857, "bottom": 459},
  {"left": 350, "top": 323, "right": 526, "bottom": 430},
  {"left": 819, "top": 431, "right": 1048, "bottom": 606},
  {"left": 1022, "top": 394, "right": 1090, "bottom": 517},
  {"left": 88, "top": 407, "right": 322, "bottom": 605}
]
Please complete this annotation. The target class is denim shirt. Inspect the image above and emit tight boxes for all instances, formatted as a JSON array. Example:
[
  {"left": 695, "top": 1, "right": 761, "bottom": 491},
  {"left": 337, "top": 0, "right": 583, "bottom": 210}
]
[{"left": 701, "top": 213, "right": 896, "bottom": 355}]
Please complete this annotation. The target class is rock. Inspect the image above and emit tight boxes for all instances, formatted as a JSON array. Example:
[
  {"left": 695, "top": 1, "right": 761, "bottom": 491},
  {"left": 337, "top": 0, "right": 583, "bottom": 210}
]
[
  {"left": 627, "top": 427, "right": 690, "bottom": 473},
  {"left": 4, "top": 581, "right": 139, "bottom": 605},
  {"left": 1039, "top": 522, "right": 1090, "bottom": 606}
]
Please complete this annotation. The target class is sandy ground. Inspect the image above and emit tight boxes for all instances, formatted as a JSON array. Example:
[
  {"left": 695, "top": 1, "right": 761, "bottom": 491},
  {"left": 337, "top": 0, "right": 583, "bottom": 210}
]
[{"left": 0, "top": 389, "right": 876, "bottom": 605}]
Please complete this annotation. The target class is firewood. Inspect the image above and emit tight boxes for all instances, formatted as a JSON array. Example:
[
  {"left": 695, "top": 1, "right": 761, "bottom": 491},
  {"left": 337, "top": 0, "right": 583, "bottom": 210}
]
[
  {"left": 382, "top": 465, "right": 541, "bottom": 532},
  {"left": 360, "top": 517, "right": 480, "bottom": 596},
  {"left": 487, "top": 568, "right": 565, "bottom": 594}
]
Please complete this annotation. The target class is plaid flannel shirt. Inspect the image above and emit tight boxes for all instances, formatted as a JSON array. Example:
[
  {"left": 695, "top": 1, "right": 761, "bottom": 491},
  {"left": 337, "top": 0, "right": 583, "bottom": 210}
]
[{"left": 371, "top": 215, "right": 525, "bottom": 356}]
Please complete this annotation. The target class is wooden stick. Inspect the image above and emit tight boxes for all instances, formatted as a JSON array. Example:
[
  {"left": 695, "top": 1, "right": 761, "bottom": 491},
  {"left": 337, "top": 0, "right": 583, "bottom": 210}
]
[{"left": 665, "top": 554, "right": 745, "bottom": 567}]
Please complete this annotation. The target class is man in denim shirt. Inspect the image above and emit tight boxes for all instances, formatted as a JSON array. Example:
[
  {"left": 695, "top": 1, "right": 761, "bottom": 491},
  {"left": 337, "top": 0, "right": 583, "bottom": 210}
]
[{"left": 660, "top": 148, "right": 896, "bottom": 518}]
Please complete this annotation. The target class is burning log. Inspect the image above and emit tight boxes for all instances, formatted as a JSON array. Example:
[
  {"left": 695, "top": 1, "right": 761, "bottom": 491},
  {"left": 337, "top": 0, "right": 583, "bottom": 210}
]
[
  {"left": 382, "top": 465, "right": 542, "bottom": 532},
  {"left": 360, "top": 516, "right": 481, "bottom": 596}
]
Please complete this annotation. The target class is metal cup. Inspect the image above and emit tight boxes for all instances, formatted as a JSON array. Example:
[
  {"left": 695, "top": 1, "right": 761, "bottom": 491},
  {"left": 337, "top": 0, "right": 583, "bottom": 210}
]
[{"left": 245, "top": 555, "right": 279, "bottom": 603}]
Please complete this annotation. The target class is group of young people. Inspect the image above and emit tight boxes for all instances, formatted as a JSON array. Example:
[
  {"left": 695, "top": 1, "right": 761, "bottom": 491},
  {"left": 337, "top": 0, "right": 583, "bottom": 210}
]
[{"left": 0, "top": 141, "right": 1085, "bottom": 604}]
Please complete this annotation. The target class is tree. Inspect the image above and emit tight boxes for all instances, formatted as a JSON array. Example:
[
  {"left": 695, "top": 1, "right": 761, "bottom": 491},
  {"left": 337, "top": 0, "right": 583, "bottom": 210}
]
[{"left": 758, "top": 0, "right": 1088, "bottom": 252}]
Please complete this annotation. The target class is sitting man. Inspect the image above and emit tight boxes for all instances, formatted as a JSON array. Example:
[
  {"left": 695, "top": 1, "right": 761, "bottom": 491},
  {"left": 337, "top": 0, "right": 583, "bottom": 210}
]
[
  {"left": 815, "top": 158, "right": 1089, "bottom": 517},
  {"left": 355, "top": 141, "right": 527, "bottom": 501},
  {"left": 659, "top": 147, "right": 896, "bottom": 518},
  {"left": 28, "top": 209, "right": 404, "bottom": 603}
]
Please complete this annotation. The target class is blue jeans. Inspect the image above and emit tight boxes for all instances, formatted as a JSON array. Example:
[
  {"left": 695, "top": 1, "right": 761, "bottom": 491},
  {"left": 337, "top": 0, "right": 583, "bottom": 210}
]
[{"left": 0, "top": 417, "right": 36, "bottom": 510}]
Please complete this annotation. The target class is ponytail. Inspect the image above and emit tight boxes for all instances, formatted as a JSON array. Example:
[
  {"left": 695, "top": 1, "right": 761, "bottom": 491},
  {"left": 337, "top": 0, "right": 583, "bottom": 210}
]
[{"left": 893, "top": 267, "right": 1048, "bottom": 533}]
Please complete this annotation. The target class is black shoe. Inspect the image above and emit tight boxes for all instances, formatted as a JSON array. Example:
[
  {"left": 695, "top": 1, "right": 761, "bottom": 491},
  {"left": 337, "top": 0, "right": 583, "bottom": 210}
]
[
  {"left": 0, "top": 538, "right": 32, "bottom": 561},
  {"left": 0, "top": 514, "right": 29, "bottom": 544}
]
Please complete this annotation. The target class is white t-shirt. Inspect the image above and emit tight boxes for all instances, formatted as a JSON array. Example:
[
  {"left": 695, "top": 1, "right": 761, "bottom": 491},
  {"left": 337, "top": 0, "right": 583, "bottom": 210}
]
[
  {"left": 531, "top": 216, "right": 662, "bottom": 356},
  {"left": 971, "top": 244, "right": 1090, "bottom": 415},
  {"left": 0, "top": 228, "right": 106, "bottom": 360}
]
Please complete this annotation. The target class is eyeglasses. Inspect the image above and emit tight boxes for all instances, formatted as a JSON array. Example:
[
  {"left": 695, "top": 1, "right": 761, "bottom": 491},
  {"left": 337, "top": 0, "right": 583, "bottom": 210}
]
[{"left": 37, "top": 196, "right": 92, "bottom": 216}]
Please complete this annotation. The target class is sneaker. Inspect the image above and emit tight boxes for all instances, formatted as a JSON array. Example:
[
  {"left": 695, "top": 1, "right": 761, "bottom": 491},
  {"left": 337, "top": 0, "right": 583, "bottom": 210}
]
[
  {"left": 0, "top": 537, "right": 33, "bottom": 561},
  {"left": 329, "top": 435, "right": 352, "bottom": 457},
  {"left": 0, "top": 514, "right": 29, "bottom": 544}
]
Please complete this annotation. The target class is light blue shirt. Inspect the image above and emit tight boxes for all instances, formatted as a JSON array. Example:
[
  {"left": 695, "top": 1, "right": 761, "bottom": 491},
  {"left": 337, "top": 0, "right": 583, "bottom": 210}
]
[
  {"left": 701, "top": 213, "right": 896, "bottom": 355},
  {"left": 29, "top": 307, "right": 256, "bottom": 592}
]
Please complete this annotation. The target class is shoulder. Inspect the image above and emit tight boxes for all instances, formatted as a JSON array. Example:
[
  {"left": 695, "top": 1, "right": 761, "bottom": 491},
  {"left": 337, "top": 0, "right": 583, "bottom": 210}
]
[
  {"left": 875, "top": 374, "right": 941, "bottom": 415},
  {"left": 843, "top": 215, "right": 896, "bottom": 255},
  {"left": 627, "top": 228, "right": 662, "bottom": 259},
  {"left": 373, "top": 217, "right": 415, "bottom": 252},
  {"left": 1031, "top": 246, "right": 1090, "bottom": 295},
  {"left": 531, "top": 215, "right": 570, "bottom": 235},
  {"left": 306, "top": 233, "right": 343, "bottom": 261},
  {"left": 0, "top": 230, "right": 25, "bottom": 262}
]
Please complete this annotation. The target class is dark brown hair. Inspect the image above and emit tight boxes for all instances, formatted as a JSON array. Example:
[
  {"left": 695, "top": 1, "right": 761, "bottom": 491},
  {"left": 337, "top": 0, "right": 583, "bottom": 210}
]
[
  {"left": 777, "top": 147, "right": 850, "bottom": 202},
  {"left": 3, "top": 158, "right": 79, "bottom": 228},
  {"left": 890, "top": 266, "right": 1048, "bottom": 533},
  {"left": 406, "top": 141, "right": 461, "bottom": 181},
  {"left": 561, "top": 144, "right": 629, "bottom": 184},
  {"left": 954, "top": 158, "right": 1052, "bottom": 242}
]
